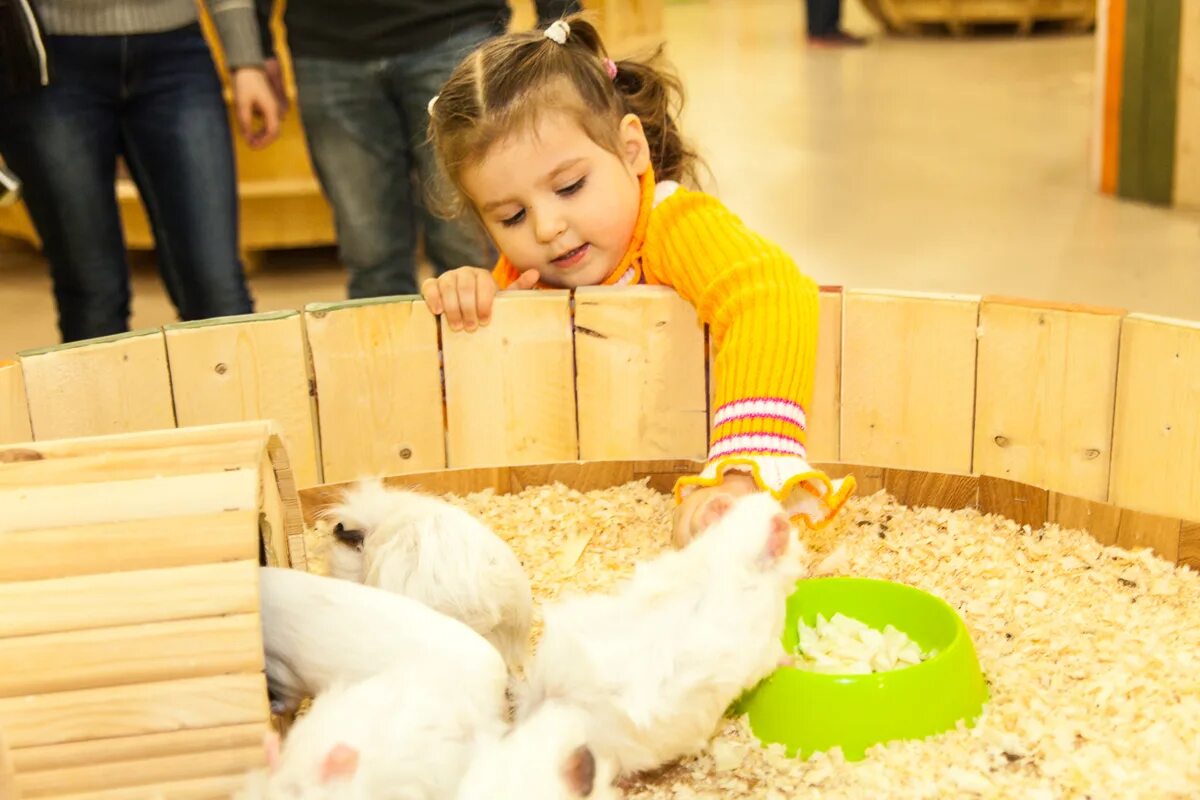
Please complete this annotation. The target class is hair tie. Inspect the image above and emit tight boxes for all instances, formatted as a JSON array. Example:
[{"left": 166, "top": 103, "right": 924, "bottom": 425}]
[
  {"left": 603, "top": 58, "right": 617, "bottom": 80},
  {"left": 427, "top": 95, "right": 438, "bottom": 115},
  {"left": 545, "top": 19, "right": 570, "bottom": 45}
]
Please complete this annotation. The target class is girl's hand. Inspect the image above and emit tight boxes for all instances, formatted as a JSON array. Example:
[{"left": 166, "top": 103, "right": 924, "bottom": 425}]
[
  {"left": 232, "top": 67, "right": 282, "bottom": 149},
  {"left": 421, "top": 267, "right": 539, "bottom": 332},
  {"left": 671, "top": 472, "right": 760, "bottom": 549}
]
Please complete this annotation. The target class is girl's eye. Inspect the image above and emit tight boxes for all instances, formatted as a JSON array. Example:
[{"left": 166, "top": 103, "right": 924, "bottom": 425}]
[
  {"left": 558, "top": 177, "right": 586, "bottom": 196},
  {"left": 500, "top": 209, "right": 526, "bottom": 228}
]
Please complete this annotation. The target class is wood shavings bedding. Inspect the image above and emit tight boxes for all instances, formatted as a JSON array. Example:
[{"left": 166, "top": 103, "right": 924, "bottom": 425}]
[{"left": 307, "top": 480, "right": 1200, "bottom": 799}]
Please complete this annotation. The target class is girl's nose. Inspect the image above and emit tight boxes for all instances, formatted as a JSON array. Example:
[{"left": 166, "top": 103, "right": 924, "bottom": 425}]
[{"left": 534, "top": 210, "right": 567, "bottom": 244}]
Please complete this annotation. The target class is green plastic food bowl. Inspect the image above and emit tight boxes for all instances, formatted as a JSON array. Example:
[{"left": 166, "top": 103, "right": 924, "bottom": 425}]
[{"left": 734, "top": 577, "right": 988, "bottom": 761}]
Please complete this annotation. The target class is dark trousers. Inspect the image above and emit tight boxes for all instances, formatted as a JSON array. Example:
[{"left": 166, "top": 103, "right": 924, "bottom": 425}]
[
  {"left": 806, "top": 0, "right": 843, "bottom": 36},
  {"left": 0, "top": 22, "right": 253, "bottom": 343}
]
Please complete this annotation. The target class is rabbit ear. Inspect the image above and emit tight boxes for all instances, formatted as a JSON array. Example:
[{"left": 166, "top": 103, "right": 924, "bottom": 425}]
[
  {"left": 561, "top": 745, "right": 596, "bottom": 796},
  {"left": 263, "top": 731, "right": 281, "bottom": 773},
  {"left": 762, "top": 513, "right": 792, "bottom": 561},
  {"left": 319, "top": 742, "right": 359, "bottom": 783}
]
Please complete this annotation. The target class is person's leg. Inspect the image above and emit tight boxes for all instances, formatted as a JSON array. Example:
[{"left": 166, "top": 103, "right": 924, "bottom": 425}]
[
  {"left": 805, "top": 0, "right": 838, "bottom": 37},
  {"left": 293, "top": 55, "right": 418, "bottom": 298},
  {"left": 393, "top": 23, "right": 498, "bottom": 275},
  {"left": 119, "top": 22, "right": 253, "bottom": 321},
  {"left": 0, "top": 34, "right": 132, "bottom": 342}
]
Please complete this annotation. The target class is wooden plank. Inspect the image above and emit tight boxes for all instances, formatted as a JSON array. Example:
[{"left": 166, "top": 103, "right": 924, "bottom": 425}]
[
  {"left": 0, "top": 561, "right": 260, "bottom": 638},
  {"left": 258, "top": 449, "right": 291, "bottom": 568},
  {"left": 574, "top": 287, "right": 707, "bottom": 461},
  {"left": 978, "top": 476, "right": 1049, "bottom": 529},
  {"left": 819, "top": 463, "right": 885, "bottom": 497},
  {"left": 443, "top": 292, "right": 577, "bottom": 468},
  {"left": 1, "top": 725, "right": 15, "bottom": 800},
  {"left": 0, "top": 510, "right": 257, "bottom": 582},
  {"left": 18, "top": 331, "right": 176, "bottom": 441},
  {"left": 1116, "top": 509, "right": 1182, "bottom": 561},
  {"left": 882, "top": 470, "right": 979, "bottom": 511},
  {"left": 29, "top": 773, "right": 247, "bottom": 800},
  {"left": 0, "top": 672, "right": 267, "bottom": 749},
  {"left": 165, "top": 312, "right": 321, "bottom": 488},
  {"left": 304, "top": 298, "right": 445, "bottom": 483},
  {"left": 972, "top": 301, "right": 1122, "bottom": 501},
  {"left": 0, "top": 439, "right": 263, "bottom": 490},
  {"left": 0, "top": 470, "right": 260, "bottom": 533},
  {"left": 0, "top": 361, "right": 32, "bottom": 445},
  {"left": 0, "top": 615, "right": 263, "bottom": 698},
  {"left": 1048, "top": 493, "right": 1123, "bottom": 545},
  {"left": 1175, "top": 0, "right": 1200, "bottom": 207},
  {"left": 1110, "top": 315, "right": 1200, "bottom": 521},
  {"left": 17, "top": 745, "right": 262, "bottom": 798},
  {"left": 3, "top": 420, "right": 273, "bottom": 462},
  {"left": 11, "top": 723, "right": 265, "bottom": 773},
  {"left": 841, "top": 291, "right": 980, "bottom": 473},
  {"left": 808, "top": 290, "right": 842, "bottom": 462},
  {"left": 1180, "top": 520, "right": 1200, "bottom": 568}
]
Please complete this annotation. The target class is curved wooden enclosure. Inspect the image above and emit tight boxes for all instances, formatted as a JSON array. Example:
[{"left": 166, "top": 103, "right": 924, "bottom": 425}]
[
  {"left": 861, "top": 0, "right": 1096, "bottom": 34},
  {"left": 2, "top": 286, "right": 1197, "bottom": 569}
]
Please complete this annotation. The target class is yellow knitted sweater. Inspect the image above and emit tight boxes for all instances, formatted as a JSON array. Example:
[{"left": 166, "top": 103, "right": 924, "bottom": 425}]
[{"left": 493, "top": 167, "right": 855, "bottom": 528}]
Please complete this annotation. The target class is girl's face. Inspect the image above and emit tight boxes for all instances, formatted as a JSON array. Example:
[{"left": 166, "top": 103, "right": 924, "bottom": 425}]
[{"left": 461, "top": 111, "right": 651, "bottom": 288}]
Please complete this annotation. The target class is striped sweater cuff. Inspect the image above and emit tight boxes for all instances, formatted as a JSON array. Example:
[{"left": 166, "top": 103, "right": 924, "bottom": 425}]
[{"left": 709, "top": 398, "right": 808, "bottom": 461}]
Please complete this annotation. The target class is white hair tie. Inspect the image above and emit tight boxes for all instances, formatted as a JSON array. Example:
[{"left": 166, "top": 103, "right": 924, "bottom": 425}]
[
  {"left": 545, "top": 19, "right": 570, "bottom": 45},
  {"left": 427, "top": 95, "right": 438, "bottom": 115}
]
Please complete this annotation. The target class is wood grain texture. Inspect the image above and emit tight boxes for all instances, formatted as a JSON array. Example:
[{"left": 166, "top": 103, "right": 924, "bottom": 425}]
[
  {"left": 882, "top": 470, "right": 979, "bottom": 511},
  {"left": 443, "top": 292, "right": 577, "bottom": 468},
  {"left": 0, "top": 470, "right": 260, "bottom": 533},
  {"left": 19, "top": 331, "right": 176, "bottom": 441},
  {"left": 973, "top": 301, "right": 1122, "bottom": 501},
  {"left": 0, "top": 510, "right": 258, "bottom": 582},
  {"left": 1116, "top": 508, "right": 1182, "bottom": 561},
  {"left": 0, "top": 615, "right": 263, "bottom": 697},
  {"left": 808, "top": 290, "right": 842, "bottom": 462},
  {"left": 841, "top": 291, "right": 980, "bottom": 473},
  {"left": 1180, "top": 520, "right": 1200, "bottom": 568},
  {"left": 1048, "top": 493, "right": 1123, "bottom": 545},
  {"left": 0, "top": 361, "right": 32, "bottom": 445},
  {"left": 0, "top": 673, "right": 267, "bottom": 750},
  {"left": 1109, "top": 315, "right": 1200, "bottom": 520},
  {"left": 574, "top": 287, "right": 708, "bottom": 461},
  {"left": 0, "top": 561, "right": 260, "bottom": 638},
  {"left": 978, "top": 476, "right": 1050, "bottom": 529},
  {"left": 10, "top": 723, "right": 266, "bottom": 774},
  {"left": 165, "top": 312, "right": 320, "bottom": 488},
  {"left": 305, "top": 299, "right": 445, "bottom": 483},
  {"left": 1176, "top": 0, "right": 1200, "bottom": 207},
  {"left": 16, "top": 745, "right": 262, "bottom": 798}
]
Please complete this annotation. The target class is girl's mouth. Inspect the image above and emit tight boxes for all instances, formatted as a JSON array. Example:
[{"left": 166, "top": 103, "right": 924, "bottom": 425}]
[{"left": 551, "top": 243, "right": 590, "bottom": 269}]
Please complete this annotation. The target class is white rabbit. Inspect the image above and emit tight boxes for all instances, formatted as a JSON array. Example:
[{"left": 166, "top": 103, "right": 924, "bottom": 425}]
[
  {"left": 517, "top": 492, "right": 807, "bottom": 775},
  {"left": 238, "top": 654, "right": 507, "bottom": 800},
  {"left": 258, "top": 566, "right": 503, "bottom": 715},
  {"left": 456, "top": 702, "right": 622, "bottom": 800},
  {"left": 323, "top": 479, "right": 533, "bottom": 672}
]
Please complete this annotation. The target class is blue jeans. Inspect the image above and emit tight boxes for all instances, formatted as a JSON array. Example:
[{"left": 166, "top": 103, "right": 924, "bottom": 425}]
[
  {"left": 293, "top": 24, "right": 497, "bottom": 299},
  {"left": 0, "top": 23, "right": 252, "bottom": 343}
]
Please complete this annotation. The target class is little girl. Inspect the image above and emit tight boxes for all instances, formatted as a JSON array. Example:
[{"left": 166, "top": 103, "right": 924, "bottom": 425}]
[{"left": 422, "top": 16, "right": 854, "bottom": 545}]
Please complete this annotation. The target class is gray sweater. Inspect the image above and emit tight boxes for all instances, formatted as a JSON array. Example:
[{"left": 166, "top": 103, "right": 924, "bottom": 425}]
[{"left": 36, "top": 0, "right": 263, "bottom": 68}]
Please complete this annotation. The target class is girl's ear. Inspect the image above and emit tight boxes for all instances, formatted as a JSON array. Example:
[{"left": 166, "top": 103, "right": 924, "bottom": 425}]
[{"left": 618, "top": 113, "right": 652, "bottom": 175}]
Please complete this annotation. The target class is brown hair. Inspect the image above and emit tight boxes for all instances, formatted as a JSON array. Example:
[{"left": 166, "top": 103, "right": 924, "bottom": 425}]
[{"left": 427, "top": 14, "right": 701, "bottom": 216}]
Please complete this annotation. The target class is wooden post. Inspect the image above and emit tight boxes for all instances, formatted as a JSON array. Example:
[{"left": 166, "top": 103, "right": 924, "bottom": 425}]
[
  {"left": 808, "top": 289, "right": 843, "bottom": 463},
  {"left": 1175, "top": 0, "right": 1200, "bottom": 207},
  {"left": 18, "top": 330, "right": 176, "bottom": 441},
  {"left": 442, "top": 293, "right": 578, "bottom": 468},
  {"left": 0, "top": 362, "right": 31, "bottom": 445},
  {"left": 841, "top": 291, "right": 980, "bottom": 474},
  {"left": 973, "top": 299, "right": 1123, "bottom": 501},
  {"left": 574, "top": 287, "right": 707, "bottom": 461},
  {"left": 305, "top": 298, "right": 446, "bottom": 484},
  {"left": 1109, "top": 314, "right": 1200, "bottom": 521},
  {"left": 164, "top": 311, "right": 321, "bottom": 488}
]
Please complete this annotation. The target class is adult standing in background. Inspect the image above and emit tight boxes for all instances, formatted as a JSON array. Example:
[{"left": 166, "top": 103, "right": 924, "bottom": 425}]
[
  {"left": 0, "top": 0, "right": 282, "bottom": 343},
  {"left": 255, "top": 1, "right": 580, "bottom": 299},
  {"left": 806, "top": 0, "right": 867, "bottom": 46}
]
